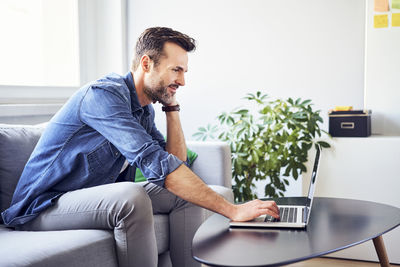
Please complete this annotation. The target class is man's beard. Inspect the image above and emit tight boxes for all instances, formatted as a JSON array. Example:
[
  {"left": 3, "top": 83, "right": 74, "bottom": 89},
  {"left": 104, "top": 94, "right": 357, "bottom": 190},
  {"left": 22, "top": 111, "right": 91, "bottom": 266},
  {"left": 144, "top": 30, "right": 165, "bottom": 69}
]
[{"left": 143, "top": 81, "right": 175, "bottom": 106}]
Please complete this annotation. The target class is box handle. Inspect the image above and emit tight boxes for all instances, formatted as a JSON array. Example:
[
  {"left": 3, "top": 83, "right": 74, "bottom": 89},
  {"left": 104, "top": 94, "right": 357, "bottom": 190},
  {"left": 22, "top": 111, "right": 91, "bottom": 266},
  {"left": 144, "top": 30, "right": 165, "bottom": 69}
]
[{"left": 341, "top": 122, "right": 355, "bottom": 129}]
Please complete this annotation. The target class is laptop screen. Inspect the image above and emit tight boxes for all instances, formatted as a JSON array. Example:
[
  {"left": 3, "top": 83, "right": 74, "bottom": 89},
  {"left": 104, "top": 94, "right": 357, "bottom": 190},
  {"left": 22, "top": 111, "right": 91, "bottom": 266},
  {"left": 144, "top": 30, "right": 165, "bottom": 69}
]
[{"left": 304, "top": 144, "right": 321, "bottom": 223}]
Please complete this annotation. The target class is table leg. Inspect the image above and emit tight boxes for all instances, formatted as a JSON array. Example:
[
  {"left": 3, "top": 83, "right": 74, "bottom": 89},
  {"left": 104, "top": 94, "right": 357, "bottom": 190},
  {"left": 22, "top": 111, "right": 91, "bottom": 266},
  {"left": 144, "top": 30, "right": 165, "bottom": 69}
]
[{"left": 372, "top": 235, "right": 390, "bottom": 267}]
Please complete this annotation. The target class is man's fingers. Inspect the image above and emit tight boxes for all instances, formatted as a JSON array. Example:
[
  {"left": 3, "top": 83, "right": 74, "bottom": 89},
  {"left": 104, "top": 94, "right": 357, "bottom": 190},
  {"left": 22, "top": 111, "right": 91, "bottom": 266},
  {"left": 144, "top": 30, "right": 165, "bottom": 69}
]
[
  {"left": 255, "top": 200, "right": 278, "bottom": 211},
  {"left": 256, "top": 200, "right": 280, "bottom": 218},
  {"left": 258, "top": 208, "right": 280, "bottom": 219}
]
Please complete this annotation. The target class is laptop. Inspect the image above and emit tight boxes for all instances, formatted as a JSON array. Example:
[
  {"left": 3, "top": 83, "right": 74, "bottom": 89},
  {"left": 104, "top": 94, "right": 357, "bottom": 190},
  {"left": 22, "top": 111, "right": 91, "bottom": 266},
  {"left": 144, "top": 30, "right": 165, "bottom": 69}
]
[{"left": 229, "top": 144, "right": 321, "bottom": 229}]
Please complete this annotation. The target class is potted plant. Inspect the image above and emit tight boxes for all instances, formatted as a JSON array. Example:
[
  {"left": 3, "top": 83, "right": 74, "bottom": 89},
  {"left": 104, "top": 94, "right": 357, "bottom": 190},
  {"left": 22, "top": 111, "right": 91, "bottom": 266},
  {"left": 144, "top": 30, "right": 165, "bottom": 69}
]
[{"left": 193, "top": 91, "right": 330, "bottom": 203}]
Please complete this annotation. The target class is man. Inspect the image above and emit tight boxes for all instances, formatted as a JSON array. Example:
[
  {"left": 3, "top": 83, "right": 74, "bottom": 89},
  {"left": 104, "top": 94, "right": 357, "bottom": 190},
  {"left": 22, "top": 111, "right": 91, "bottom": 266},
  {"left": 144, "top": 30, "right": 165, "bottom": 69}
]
[{"left": 2, "top": 27, "right": 279, "bottom": 266}]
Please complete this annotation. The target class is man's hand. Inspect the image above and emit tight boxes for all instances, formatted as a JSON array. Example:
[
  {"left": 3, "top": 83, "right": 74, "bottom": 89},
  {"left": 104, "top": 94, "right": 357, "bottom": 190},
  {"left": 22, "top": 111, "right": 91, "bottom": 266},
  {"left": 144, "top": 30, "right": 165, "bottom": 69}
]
[
  {"left": 165, "top": 94, "right": 178, "bottom": 107},
  {"left": 230, "top": 199, "right": 280, "bottom": 222}
]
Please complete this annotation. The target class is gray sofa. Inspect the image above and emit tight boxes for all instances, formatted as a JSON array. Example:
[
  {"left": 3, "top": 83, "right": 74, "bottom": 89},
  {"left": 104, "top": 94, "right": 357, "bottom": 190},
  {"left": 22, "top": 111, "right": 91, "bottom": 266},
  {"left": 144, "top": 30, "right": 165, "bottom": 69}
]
[{"left": 0, "top": 123, "right": 234, "bottom": 267}]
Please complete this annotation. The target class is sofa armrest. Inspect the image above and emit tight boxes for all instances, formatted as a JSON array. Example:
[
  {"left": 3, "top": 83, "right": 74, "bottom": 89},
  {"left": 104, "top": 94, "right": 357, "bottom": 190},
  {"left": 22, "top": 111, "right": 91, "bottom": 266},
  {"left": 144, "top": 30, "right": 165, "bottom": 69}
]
[{"left": 187, "top": 141, "right": 232, "bottom": 188}]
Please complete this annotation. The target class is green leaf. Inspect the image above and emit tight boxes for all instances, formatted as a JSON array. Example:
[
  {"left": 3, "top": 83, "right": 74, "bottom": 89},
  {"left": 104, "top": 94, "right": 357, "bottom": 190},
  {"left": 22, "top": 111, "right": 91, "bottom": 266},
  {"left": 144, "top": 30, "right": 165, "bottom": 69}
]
[
  {"left": 228, "top": 117, "right": 235, "bottom": 125},
  {"left": 299, "top": 163, "right": 307, "bottom": 173},
  {"left": 218, "top": 132, "right": 226, "bottom": 140},
  {"left": 245, "top": 93, "right": 256, "bottom": 100},
  {"left": 265, "top": 184, "right": 276, "bottom": 198},
  {"left": 300, "top": 99, "right": 312, "bottom": 106},
  {"left": 234, "top": 109, "right": 249, "bottom": 115},
  {"left": 236, "top": 127, "right": 247, "bottom": 139},
  {"left": 192, "top": 132, "right": 204, "bottom": 139},
  {"left": 317, "top": 141, "right": 331, "bottom": 148},
  {"left": 292, "top": 168, "right": 299, "bottom": 179},
  {"left": 251, "top": 150, "right": 259, "bottom": 163}
]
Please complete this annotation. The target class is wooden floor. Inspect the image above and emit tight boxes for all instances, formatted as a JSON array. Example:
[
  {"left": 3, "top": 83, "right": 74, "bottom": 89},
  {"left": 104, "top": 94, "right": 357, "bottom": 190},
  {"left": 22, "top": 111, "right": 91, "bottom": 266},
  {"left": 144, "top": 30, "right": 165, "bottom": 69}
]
[
  {"left": 203, "top": 257, "right": 400, "bottom": 266},
  {"left": 285, "top": 257, "right": 399, "bottom": 266}
]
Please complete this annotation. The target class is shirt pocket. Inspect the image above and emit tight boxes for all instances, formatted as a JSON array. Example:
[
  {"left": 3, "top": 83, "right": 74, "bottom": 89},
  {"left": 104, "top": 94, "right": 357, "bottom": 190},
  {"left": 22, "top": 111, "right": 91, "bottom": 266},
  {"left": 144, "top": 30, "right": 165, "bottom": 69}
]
[{"left": 87, "top": 141, "right": 121, "bottom": 174}]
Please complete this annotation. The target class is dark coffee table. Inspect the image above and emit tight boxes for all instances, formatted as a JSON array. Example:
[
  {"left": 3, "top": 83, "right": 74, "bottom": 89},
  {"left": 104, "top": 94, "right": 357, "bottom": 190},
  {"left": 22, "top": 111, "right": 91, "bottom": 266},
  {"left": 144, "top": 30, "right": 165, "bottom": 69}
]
[{"left": 192, "top": 197, "right": 400, "bottom": 267}]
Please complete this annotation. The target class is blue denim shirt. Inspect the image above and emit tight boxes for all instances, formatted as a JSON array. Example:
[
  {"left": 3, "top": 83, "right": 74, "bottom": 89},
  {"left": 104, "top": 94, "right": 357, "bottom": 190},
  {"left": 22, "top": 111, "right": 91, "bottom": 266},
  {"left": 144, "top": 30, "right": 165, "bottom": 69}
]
[{"left": 2, "top": 72, "right": 184, "bottom": 227}]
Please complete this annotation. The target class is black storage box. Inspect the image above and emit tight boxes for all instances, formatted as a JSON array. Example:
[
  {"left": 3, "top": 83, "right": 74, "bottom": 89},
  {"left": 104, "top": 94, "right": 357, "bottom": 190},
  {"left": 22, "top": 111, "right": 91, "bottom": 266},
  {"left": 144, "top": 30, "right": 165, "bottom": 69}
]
[{"left": 328, "top": 110, "right": 371, "bottom": 137}]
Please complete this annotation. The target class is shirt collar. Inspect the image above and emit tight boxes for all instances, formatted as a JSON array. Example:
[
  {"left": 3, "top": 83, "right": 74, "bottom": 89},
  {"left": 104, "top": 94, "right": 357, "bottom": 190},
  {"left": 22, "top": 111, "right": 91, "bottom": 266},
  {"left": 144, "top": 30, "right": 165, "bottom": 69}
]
[{"left": 123, "top": 71, "right": 150, "bottom": 116}]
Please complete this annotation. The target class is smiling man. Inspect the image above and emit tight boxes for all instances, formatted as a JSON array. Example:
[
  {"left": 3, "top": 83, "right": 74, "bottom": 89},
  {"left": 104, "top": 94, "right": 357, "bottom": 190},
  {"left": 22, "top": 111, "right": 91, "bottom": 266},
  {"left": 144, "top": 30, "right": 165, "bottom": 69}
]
[{"left": 2, "top": 27, "right": 279, "bottom": 267}]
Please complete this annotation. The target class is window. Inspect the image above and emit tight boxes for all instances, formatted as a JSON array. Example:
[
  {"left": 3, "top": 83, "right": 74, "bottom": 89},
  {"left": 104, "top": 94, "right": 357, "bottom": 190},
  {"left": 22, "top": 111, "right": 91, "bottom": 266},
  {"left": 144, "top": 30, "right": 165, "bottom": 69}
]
[
  {"left": 0, "top": 0, "right": 127, "bottom": 122},
  {"left": 0, "top": 0, "right": 79, "bottom": 87}
]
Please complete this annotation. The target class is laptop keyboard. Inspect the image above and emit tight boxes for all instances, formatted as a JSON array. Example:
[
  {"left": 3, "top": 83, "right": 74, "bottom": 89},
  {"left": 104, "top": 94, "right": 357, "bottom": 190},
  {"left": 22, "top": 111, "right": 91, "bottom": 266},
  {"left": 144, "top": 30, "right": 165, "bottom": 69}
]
[{"left": 264, "top": 207, "right": 298, "bottom": 223}]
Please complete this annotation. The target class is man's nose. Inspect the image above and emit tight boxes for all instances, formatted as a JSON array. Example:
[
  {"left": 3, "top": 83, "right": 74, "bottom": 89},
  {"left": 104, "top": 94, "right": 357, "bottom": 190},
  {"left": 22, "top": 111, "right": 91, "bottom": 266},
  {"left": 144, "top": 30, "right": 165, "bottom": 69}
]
[{"left": 176, "top": 73, "right": 185, "bottom": 86}]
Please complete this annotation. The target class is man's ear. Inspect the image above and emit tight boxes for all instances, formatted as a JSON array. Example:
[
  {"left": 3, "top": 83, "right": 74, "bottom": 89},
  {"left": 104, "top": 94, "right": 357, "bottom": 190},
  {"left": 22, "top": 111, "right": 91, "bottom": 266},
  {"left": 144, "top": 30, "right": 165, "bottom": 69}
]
[{"left": 140, "top": 55, "right": 152, "bottom": 72}]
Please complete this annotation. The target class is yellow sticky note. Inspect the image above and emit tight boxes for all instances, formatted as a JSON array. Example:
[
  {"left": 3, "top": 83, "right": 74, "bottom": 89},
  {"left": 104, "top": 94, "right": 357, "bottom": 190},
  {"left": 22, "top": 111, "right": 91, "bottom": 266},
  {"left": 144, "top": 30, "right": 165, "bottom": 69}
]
[
  {"left": 374, "top": 14, "right": 388, "bottom": 28},
  {"left": 392, "top": 0, "right": 400, "bottom": 9},
  {"left": 375, "top": 0, "right": 389, "bottom": 12},
  {"left": 393, "top": 13, "right": 400, "bottom": 26}
]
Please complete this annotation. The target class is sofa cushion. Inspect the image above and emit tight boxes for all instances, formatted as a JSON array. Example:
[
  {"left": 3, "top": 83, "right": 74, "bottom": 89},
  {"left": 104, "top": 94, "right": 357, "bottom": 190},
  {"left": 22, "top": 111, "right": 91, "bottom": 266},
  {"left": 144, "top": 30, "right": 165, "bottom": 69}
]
[
  {"left": 0, "top": 225, "right": 117, "bottom": 267},
  {"left": 0, "top": 124, "right": 45, "bottom": 215}
]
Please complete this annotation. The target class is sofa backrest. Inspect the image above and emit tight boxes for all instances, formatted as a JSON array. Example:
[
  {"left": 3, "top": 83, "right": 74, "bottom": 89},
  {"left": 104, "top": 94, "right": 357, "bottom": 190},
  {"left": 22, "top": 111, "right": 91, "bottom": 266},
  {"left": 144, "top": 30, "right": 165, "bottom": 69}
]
[
  {"left": 187, "top": 141, "right": 232, "bottom": 188},
  {"left": 0, "top": 124, "right": 45, "bottom": 217}
]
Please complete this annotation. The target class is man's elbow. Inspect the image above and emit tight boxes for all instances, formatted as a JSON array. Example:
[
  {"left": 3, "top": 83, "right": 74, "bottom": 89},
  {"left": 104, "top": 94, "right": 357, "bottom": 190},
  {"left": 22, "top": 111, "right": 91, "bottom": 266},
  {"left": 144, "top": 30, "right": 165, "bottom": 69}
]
[
  {"left": 164, "top": 164, "right": 184, "bottom": 190},
  {"left": 164, "top": 163, "right": 194, "bottom": 192}
]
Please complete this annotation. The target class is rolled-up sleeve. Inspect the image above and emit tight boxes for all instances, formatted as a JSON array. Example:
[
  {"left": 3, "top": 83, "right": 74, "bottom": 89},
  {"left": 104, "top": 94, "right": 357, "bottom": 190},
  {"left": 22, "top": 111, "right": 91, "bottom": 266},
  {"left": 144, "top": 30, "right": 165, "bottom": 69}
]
[
  {"left": 142, "top": 153, "right": 183, "bottom": 186},
  {"left": 80, "top": 85, "right": 183, "bottom": 187}
]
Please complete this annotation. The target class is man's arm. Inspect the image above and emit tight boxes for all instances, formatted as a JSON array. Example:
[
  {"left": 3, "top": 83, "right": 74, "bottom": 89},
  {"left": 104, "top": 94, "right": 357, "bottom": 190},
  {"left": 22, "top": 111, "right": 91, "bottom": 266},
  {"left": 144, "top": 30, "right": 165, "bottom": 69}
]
[
  {"left": 164, "top": 105, "right": 187, "bottom": 162},
  {"left": 165, "top": 164, "right": 280, "bottom": 222},
  {"left": 162, "top": 101, "right": 279, "bottom": 221}
]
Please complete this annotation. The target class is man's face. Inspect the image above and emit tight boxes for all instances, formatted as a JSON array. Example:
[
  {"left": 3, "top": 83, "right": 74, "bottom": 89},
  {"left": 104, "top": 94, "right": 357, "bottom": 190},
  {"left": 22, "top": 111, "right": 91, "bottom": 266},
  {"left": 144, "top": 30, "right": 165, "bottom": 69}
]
[{"left": 143, "top": 42, "right": 188, "bottom": 106}]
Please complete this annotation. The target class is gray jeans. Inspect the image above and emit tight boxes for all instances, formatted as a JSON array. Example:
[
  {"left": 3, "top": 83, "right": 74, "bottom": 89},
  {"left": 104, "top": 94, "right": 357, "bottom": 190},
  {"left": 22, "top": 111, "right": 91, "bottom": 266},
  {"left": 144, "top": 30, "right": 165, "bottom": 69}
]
[{"left": 19, "top": 182, "right": 202, "bottom": 267}]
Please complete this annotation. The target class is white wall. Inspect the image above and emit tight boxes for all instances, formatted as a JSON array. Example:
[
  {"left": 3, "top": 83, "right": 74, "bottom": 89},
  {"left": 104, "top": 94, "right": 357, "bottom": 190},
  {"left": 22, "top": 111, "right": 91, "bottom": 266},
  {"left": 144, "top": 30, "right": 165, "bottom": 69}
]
[
  {"left": 127, "top": 0, "right": 366, "bottom": 197},
  {"left": 364, "top": 0, "right": 400, "bottom": 135},
  {"left": 127, "top": 0, "right": 366, "bottom": 141}
]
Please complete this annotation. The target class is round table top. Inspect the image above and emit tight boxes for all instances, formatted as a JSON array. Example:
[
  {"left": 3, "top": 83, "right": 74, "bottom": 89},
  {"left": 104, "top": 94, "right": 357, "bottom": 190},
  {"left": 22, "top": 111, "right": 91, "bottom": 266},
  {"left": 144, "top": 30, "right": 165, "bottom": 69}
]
[{"left": 192, "top": 197, "right": 400, "bottom": 267}]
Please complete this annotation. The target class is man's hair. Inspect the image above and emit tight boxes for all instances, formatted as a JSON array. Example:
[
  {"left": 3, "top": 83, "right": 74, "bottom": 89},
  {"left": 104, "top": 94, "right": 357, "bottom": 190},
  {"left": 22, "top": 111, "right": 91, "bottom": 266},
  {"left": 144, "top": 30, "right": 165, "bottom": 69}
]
[{"left": 131, "top": 27, "right": 196, "bottom": 70}]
